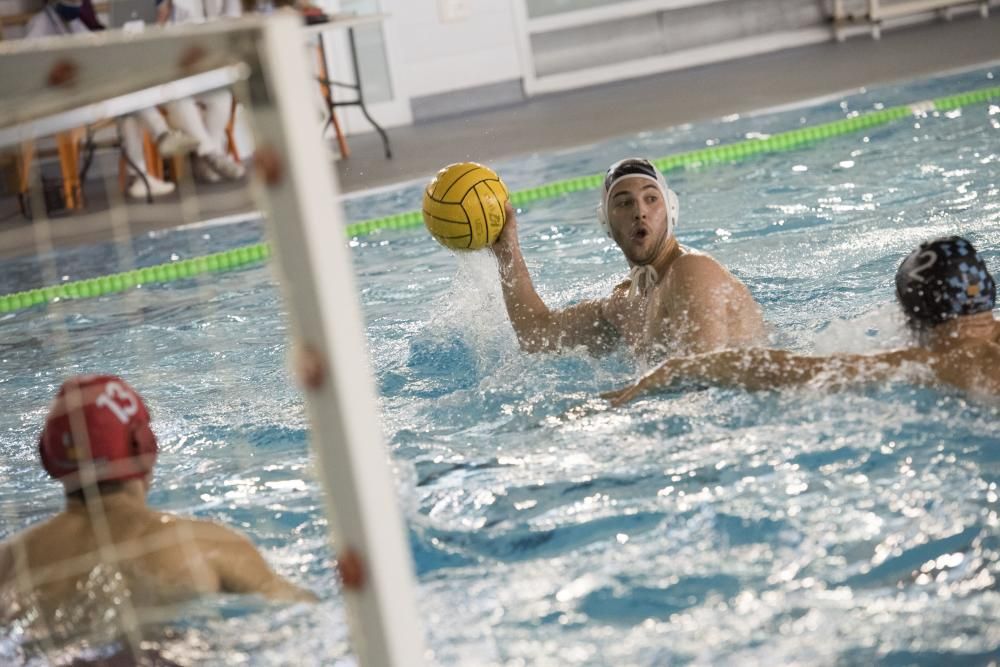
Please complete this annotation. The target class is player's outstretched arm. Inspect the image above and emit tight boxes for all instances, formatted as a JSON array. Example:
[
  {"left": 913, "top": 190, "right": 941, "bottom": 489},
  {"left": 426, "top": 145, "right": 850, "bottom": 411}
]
[
  {"left": 602, "top": 347, "right": 929, "bottom": 406},
  {"left": 196, "top": 520, "right": 318, "bottom": 603},
  {"left": 493, "top": 202, "right": 617, "bottom": 353}
]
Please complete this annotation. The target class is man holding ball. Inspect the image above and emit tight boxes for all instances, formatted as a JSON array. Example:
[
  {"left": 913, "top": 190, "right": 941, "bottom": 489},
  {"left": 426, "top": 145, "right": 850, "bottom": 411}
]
[{"left": 492, "top": 157, "right": 766, "bottom": 359}]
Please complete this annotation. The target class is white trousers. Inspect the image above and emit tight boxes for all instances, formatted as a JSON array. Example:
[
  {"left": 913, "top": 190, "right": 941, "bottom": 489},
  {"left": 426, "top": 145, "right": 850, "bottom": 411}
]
[
  {"left": 164, "top": 91, "right": 232, "bottom": 156},
  {"left": 120, "top": 92, "right": 230, "bottom": 178},
  {"left": 120, "top": 112, "right": 158, "bottom": 178}
]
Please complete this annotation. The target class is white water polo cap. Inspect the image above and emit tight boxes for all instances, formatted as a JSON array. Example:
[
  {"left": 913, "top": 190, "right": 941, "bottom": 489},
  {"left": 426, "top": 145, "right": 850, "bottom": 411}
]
[{"left": 598, "top": 158, "right": 679, "bottom": 239}]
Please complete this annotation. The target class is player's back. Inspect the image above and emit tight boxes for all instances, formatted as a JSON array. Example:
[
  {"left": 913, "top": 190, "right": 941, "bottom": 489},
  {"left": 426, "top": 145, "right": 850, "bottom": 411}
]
[{"left": 1, "top": 501, "right": 225, "bottom": 635}]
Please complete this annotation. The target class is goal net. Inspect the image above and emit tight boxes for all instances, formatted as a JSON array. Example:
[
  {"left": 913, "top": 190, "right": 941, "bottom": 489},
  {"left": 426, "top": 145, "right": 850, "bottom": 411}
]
[{"left": 0, "top": 14, "right": 422, "bottom": 667}]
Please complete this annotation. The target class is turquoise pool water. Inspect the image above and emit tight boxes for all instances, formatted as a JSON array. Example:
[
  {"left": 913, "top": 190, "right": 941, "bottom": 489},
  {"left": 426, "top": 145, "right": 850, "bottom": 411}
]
[{"left": 1, "top": 64, "right": 999, "bottom": 665}]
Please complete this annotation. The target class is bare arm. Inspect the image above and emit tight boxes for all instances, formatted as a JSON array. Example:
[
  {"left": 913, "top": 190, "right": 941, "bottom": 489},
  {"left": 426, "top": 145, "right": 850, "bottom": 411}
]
[
  {"left": 492, "top": 202, "right": 618, "bottom": 354},
  {"left": 603, "top": 347, "right": 930, "bottom": 406},
  {"left": 198, "top": 522, "right": 318, "bottom": 603},
  {"left": 934, "top": 340, "right": 1000, "bottom": 398},
  {"left": 662, "top": 254, "right": 766, "bottom": 354}
]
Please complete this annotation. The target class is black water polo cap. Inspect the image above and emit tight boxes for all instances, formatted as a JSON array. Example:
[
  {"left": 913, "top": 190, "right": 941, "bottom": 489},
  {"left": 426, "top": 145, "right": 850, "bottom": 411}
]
[{"left": 895, "top": 236, "right": 996, "bottom": 327}]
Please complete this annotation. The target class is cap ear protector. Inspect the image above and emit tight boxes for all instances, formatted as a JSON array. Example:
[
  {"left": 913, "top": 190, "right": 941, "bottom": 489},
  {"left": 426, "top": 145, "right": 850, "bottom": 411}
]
[
  {"left": 130, "top": 419, "right": 158, "bottom": 460},
  {"left": 598, "top": 158, "right": 679, "bottom": 240}
]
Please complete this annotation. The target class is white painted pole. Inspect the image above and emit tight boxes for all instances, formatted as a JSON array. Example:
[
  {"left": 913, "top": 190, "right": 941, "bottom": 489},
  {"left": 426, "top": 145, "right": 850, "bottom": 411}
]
[{"left": 251, "top": 14, "right": 425, "bottom": 667}]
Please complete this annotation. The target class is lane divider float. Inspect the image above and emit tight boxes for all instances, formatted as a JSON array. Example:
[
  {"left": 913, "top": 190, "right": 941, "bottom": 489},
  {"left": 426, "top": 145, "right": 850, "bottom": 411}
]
[{"left": 2, "top": 85, "right": 998, "bottom": 314}]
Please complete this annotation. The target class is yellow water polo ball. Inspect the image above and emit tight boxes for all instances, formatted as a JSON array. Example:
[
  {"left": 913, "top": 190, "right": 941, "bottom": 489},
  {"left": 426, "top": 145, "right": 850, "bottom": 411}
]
[{"left": 422, "top": 162, "right": 509, "bottom": 250}]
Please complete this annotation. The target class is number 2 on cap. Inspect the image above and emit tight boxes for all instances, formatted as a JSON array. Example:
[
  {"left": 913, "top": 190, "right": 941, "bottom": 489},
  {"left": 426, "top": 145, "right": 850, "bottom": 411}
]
[
  {"left": 908, "top": 250, "right": 937, "bottom": 283},
  {"left": 95, "top": 382, "right": 139, "bottom": 424}
]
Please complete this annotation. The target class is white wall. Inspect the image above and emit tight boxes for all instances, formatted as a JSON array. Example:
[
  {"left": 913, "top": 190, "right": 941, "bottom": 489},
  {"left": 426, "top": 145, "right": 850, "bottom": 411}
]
[{"left": 383, "top": 0, "right": 524, "bottom": 100}]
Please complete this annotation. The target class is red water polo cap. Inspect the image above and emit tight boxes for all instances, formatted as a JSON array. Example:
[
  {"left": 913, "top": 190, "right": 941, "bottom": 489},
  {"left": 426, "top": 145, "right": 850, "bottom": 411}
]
[{"left": 39, "top": 375, "right": 158, "bottom": 489}]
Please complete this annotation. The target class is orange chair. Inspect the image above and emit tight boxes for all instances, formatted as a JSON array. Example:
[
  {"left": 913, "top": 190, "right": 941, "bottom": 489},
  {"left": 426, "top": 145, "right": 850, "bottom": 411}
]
[
  {"left": 224, "top": 95, "right": 241, "bottom": 164},
  {"left": 14, "top": 141, "right": 35, "bottom": 215},
  {"left": 16, "top": 128, "right": 86, "bottom": 213},
  {"left": 316, "top": 46, "right": 350, "bottom": 159},
  {"left": 55, "top": 130, "right": 85, "bottom": 209}
]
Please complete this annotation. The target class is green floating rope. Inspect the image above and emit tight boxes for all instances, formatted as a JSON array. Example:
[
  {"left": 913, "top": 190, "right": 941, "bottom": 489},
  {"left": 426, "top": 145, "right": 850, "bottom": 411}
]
[
  {"left": 2, "top": 84, "right": 999, "bottom": 315},
  {"left": 0, "top": 243, "right": 270, "bottom": 314},
  {"left": 357, "top": 85, "right": 1000, "bottom": 220}
]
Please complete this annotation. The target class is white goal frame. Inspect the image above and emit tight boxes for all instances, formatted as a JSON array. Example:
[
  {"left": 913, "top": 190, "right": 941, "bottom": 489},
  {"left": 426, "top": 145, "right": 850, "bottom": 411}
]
[{"left": 0, "top": 14, "right": 424, "bottom": 667}]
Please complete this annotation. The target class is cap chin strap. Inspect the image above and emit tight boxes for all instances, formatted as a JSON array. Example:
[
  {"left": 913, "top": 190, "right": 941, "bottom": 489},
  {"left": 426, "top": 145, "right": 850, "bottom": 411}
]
[{"left": 627, "top": 264, "right": 660, "bottom": 298}]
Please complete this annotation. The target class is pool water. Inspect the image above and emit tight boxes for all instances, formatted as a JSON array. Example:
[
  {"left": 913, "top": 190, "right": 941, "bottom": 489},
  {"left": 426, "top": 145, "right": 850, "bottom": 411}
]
[{"left": 2, "top": 64, "right": 999, "bottom": 665}]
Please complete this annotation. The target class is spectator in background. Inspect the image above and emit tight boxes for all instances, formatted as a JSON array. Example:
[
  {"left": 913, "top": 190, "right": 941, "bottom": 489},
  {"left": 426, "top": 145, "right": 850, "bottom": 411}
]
[
  {"left": 156, "top": 0, "right": 246, "bottom": 183},
  {"left": 162, "top": 0, "right": 242, "bottom": 23},
  {"left": 24, "top": 0, "right": 199, "bottom": 199},
  {"left": 24, "top": 0, "right": 88, "bottom": 37}
]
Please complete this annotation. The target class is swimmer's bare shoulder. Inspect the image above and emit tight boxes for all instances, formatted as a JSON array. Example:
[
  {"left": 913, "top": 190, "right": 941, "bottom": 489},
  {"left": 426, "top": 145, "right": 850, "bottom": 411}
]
[
  {"left": 666, "top": 252, "right": 741, "bottom": 291},
  {"left": 147, "top": 513, "right": 318, "bottom": 603},
  {"left": 0, "top": 520, "right": 52, "bottom": 582},
  {"left": 612, "top": 278, "right": 632, "bottom": 294},
  {"left": 608, "top": 278, "right": 632, "bottom": 302},
  {"left": 658, "top": 252, "right": 743, "bottom": 315},
  {"left": 1, "top": 534, "right": 37, "bottom": 625},
  {"left": 659, "top": 252, "right": 765, "bottom": 350}
]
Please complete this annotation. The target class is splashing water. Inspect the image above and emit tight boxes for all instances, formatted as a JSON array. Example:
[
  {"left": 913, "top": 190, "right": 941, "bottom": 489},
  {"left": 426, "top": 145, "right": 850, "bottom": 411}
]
[{"left": 1, "top": 66, "right": 999, "bottom": 665}]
